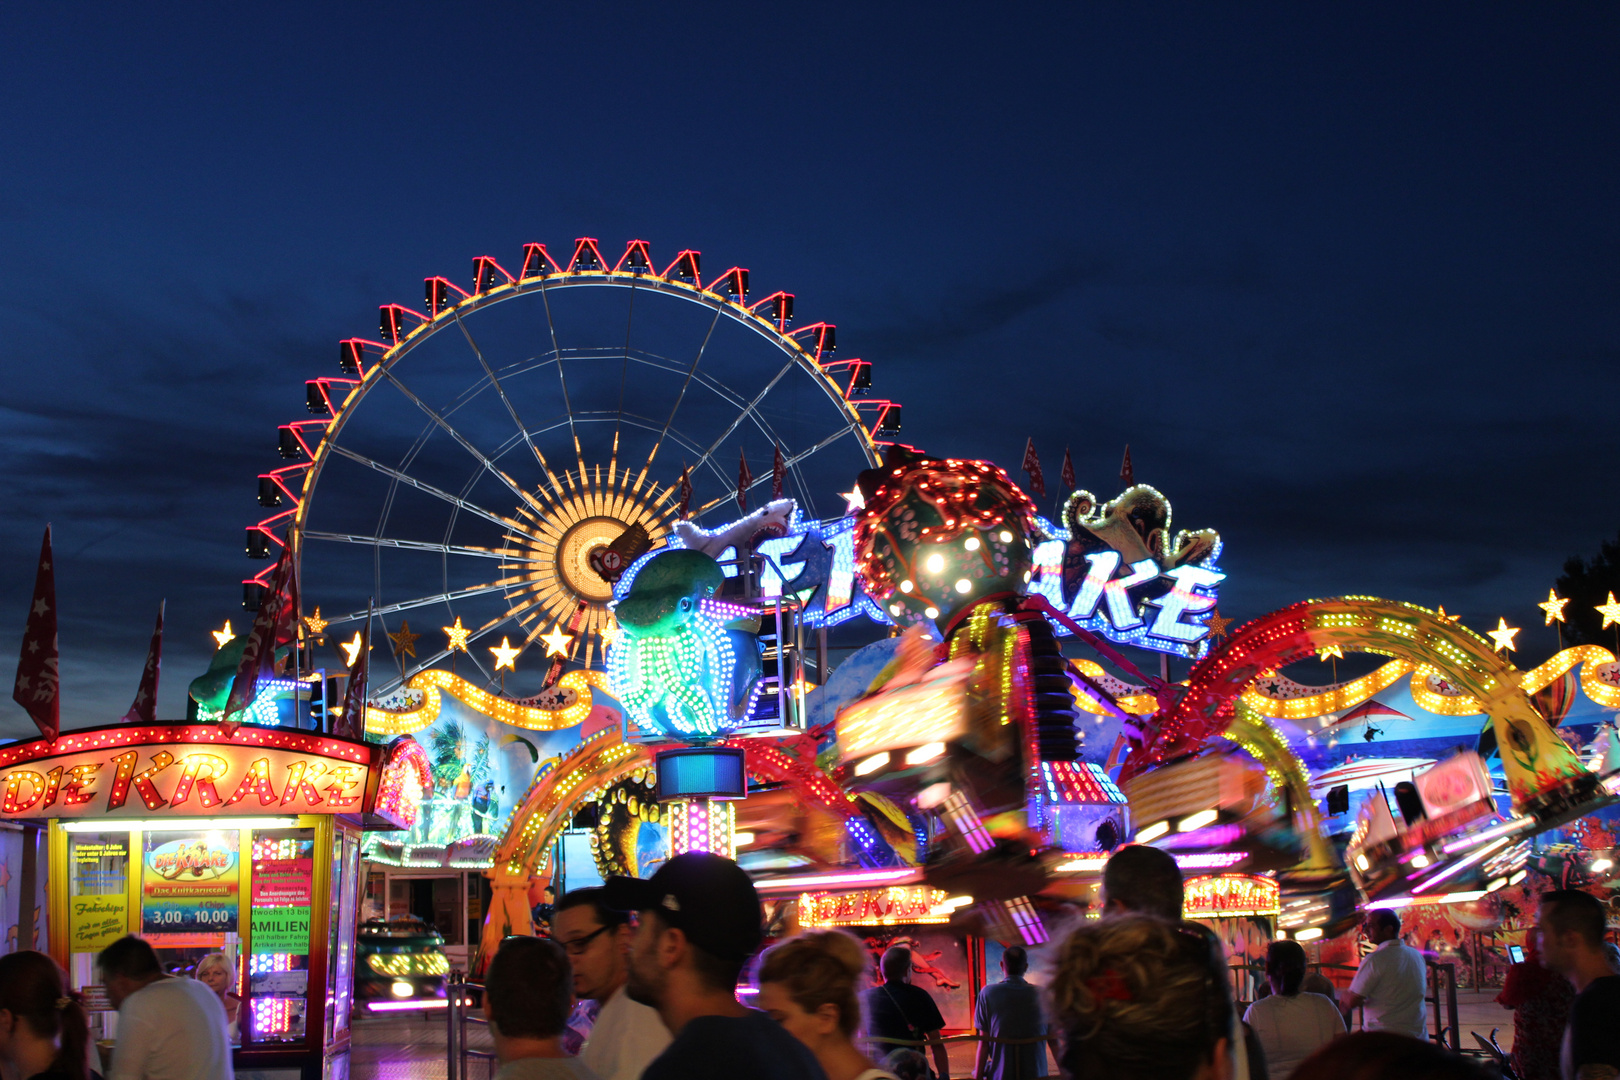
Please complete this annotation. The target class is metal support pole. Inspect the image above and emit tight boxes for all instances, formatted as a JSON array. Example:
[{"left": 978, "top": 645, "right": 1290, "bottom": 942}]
[{"left": 446, "top": 972, "right": 461, "bottom": 1080}]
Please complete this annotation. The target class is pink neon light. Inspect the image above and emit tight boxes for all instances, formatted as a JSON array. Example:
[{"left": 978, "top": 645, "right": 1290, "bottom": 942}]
[
  {"left": 368, "top": 998, "right": 448, "bottom": 1012},
  {"left": 755, "top": 868, "right": 922, "bottom": 893}
]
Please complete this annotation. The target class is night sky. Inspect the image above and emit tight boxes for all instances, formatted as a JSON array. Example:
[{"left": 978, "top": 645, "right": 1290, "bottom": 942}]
[{"left": 2, "top": 5, "right": 1617, "bottom": 737}]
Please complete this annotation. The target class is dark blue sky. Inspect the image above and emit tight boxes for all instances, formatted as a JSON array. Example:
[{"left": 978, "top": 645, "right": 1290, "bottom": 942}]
[{"left": 2, "top": 4, "right": 1616, "bottom": 735}]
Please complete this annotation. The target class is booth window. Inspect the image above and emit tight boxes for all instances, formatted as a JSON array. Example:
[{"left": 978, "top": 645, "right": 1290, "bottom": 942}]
[{"left": 245, "top": 827, "right": 316, "bottom": 1045}]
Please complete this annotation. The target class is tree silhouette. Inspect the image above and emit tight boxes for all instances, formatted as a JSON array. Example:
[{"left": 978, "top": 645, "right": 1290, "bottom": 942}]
[{"left": 1554, "top": 531, "right": 1620, "bottom": 646}]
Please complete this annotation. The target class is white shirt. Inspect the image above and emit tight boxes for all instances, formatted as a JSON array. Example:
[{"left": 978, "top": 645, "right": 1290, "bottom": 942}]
[
  {"left": 109, "top": 976, "right": 232, "bottom": 1080},
  {"left": 1243, "top": 992, "right": 1346, "bottom": 1077},
  {"left": 1348, "top": 939, "right": 1428, "bottom": 1039},
  {"left": 580, "top": 984, "right": 671, "bottom": 1080}
]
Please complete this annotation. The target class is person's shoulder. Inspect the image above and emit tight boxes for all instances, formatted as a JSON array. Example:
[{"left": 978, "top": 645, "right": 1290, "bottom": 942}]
[{"left": 1581, "top": 975, "right": 1620, "bottom": 1005}]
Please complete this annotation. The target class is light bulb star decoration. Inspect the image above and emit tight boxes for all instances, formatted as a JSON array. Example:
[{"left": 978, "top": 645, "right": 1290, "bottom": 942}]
[
  {"left": 340, "top": 632, "right": 368, "bottom": 668},
  {"left": 541, "top": 625, "right": 574, "bottom": 658},
  {"left": 211, "top": 621, "right": 235, "bottom": 649},
  {"left": 1318, "top": 644, "right": 1344, "bottom": 660},
  {"left": 1205, "top": 608, "right": 1232, "bottom": 641},
  {"left": 1540, "top": 589, "right": 1570, "bottom": 626},
  {"left": 388, "top": 620, "right": 421, "bottom": 658},
  {"left": 489, "top": 637, "right": 520, "bottom": 672},
  {"left": 303, "top": 607, "right": 328, "bottom": 643},
  {"left": 1598, "top": 592, "right": 1620, "bottom": 631},
  {"left": 1435, "top": 605, "right": 1461, "bottom": 624},
  {"left": 1487, "top": 617, "right": 1520, "bottom": 653},
  {"left": 443, "top": 617, "right": 471, "bottom": 653}
]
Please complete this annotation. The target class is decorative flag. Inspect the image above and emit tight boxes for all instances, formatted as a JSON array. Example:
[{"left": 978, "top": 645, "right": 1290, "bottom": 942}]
[
  {"left": 222, "top": 546, "right": 300, "bottom": 736},
  {"left": 772, "top": 444, "right": 786, "bottom": 500},
  {"left": 1120, "top": 444, "right": 1135, "bottom": 487},
  {"left": 678, "top": 465, "right": 693, "bottom": 520},
  {"left": 121, "top": 601, "right": 164, "bottom": 726},
  {"left": 337, "top": 602, "right": 371, "bottom": 741},
  {"left": 1021, "top": 439, "right": 1045, "bottom": 498},
  {"left": 736, "top": 448, "right": 753, "bottom": 513},
  {"left": 12, "top": 526, "right": 60, "bottom": 742},
  {"left": 1060, "top": 447, "right": 1076, "bottom": 492}
]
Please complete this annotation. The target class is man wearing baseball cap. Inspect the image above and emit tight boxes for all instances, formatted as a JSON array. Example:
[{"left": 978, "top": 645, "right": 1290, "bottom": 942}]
[{"left": 603, "top": 851, "right": 828, "bottom": 1080}]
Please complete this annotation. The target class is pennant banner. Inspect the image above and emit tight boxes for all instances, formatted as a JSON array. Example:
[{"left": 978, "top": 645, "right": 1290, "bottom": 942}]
[
  {"left": 772, "top": 444, "right": 786, "bottom": 500},
  {"left": 1022, "top": 438, "right": 1045, "bottom": 498},
  {"left": 121, "top": 602, "right": 164, "bottom": 726},
  {"left": 222, "top": 547, "right": 299, "bottom": 736},
  {"left": 1060, "top": 447, "right": 1076, "bottom": 493},
  {"left": 13, "top": 525, "right": 60, "bottom": 742},
  {"left": 678, "top": 465, "right": 693, "bottom": 520},
  {"left": 736, "top": 448, "right": 753, "bottom": 513},
  {"left": 1120, "top": 444, "right": 1135, "bottom": 487}
]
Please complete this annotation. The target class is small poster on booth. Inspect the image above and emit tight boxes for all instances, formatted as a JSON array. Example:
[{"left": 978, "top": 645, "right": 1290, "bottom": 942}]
[
  {"left": 250, "top": 857, "right": 313, "bottom": 907},
  {"left": 68, "top": 894, "right": 128, "bottom": 953},
  {"left": 142, "top": 832, "right": 239, "bottom": 936}
]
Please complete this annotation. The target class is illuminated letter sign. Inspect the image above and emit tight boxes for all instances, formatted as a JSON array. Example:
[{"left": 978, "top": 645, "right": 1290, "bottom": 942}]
[
  {"left": 1028, "top": 484, "right": 1225, "bottom": 657},
  {"left": 0, "top": 725, "right": 377, "bottom": 822}
]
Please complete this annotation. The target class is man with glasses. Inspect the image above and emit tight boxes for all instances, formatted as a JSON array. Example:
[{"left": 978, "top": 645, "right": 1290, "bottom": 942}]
[{"left": 554, "top": 888, "right": 671, "bottom": 1080}]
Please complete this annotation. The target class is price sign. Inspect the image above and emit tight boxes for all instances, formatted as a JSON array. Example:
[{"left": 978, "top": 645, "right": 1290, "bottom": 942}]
[{"left": 142, "top": 832, "right": 239, "bottom": 936}]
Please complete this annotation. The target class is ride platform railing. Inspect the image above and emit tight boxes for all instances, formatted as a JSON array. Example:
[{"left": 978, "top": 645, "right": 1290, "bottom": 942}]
[{"left": 446, "top": 973, "right": 496, "bottom": 1080}]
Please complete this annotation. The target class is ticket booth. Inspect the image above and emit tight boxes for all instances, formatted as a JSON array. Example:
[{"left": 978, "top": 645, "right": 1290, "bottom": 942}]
[{"left": 0, "top": 722, "right": 427, "bottom": 1080}]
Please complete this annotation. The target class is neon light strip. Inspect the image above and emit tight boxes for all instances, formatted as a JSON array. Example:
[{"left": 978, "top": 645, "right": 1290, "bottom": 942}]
[
  {"left": 1410, "top": 837, "right": 1510, "bottom": 894},
  {"left": 1440, "top": 817, "right": 1535, "bottom": 854},
  {"left": 61, "top": 816, "right": 296, "bottom": 833},
  {"left": 367, "top": 998, "right": 448, "bottom": 1012},
  {"left": 754, "top": 868, "right": 923, "bottom": 893}
]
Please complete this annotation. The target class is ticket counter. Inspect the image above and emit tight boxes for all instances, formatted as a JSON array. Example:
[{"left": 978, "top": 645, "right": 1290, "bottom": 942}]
[{"left": 0, "top": 722, "right": 427, "bottom": 1080}]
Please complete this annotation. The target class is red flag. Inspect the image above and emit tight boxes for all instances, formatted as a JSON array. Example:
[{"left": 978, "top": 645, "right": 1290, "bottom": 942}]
[
  {"left": 223, "top": 547, "right": 299, "bottom": 735},
  {"left": 1021, "top": 438, "right": 1045, "bottom": 498},
  {"left": 1060, "top": 447, "right": 1076, "bottom": 492},
  {"left": 678, "top": 465, "right": 693, "bottom": 519},
  {"left": 13, "top": 526, "right": 60, "bottom": 742},
  {"left": 336, "top": 602, "right": 370, "bottom": 741},
  {"left": 736, "top": 448, "right": 753, "bottom": 513},
  {"left": 1120, "top": 444, "right": 1135, "bottom": 487},
  {"left": 121, "top": 601, "right": 163, "bottom": 726},
  {"left": 772, "top": 444, "right": 786, "bottom": 500}
]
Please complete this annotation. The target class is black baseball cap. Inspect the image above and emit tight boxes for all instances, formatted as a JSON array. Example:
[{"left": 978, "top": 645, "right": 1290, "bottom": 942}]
[{"left": 602, "top": 851, "right": 763, "bottom": 963}]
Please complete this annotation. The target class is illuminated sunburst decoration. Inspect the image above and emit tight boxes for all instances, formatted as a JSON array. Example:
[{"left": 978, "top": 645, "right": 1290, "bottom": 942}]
[{"left": 502, "top": 454, "right": 675, "bottom": 669}]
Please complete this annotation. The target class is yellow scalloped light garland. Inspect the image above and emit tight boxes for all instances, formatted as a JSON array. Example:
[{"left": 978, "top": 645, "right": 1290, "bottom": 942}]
[
  {"left": 365, "top": 668, "right": 611, "bottom": 737},
  {"left": 1070, "top": 647, "right": 1620, "bottom": 721}
]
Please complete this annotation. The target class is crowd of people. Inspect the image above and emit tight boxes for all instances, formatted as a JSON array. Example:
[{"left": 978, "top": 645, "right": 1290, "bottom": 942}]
[{"left": 1, "top": 845, "right": 1614, "bottom": 1080}]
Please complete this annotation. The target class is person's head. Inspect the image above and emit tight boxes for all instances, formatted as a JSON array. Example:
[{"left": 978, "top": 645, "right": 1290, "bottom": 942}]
[
  {"left": 1290, "top": 1031, "right": 1488, "bottom": 1080},
  {"left": 97, "top": 936, "right": 163, "bottom": 1010},
  {"left": 0, "top": 952, "right": 91, "bottom": 1080},
  {"left": 553, "top": 888, "right": 632, "bottom": 1003},
  {"left": 482, "top": 936, "right": 573, "bottom": 1057},
  {"left": 1300, "top": 971, "right": 1337, "bottom": 998},
  {"left": 757, "top": 930, "right": 869, "bottom": 1054},
  {"left": 1102, "top": 845, "right": 1184, "bottom": 921},
  {"left": 1264, "top": 940, "right": 1307, "bottom": 997},
  {"left": 1364, "top": 908, "right": 1402, "bottom": 945},
  {"left": 604, "top": 852, "right": 763, "bottom": 1012},
  {"left": 1538, "top": 889, "right": 1608, "bottom": 975},
  {"left": 1001, "top": 946, "right": 1029, "bottom": 979},
  {"left": 194, "top": 952, "right": 236, "bottom": 1001},
  {"left": 880, "top": 945, "right": 912, "bottom": 984},
  {"left": 885, "top": 1048, "right": 931, "bottom": 1080},
  {"left": 1604, "top": 941, "right": 1620, "bottom": 974},
  {"left": 1050, "top": 913, "right": 1233, "bottom": 1080}
]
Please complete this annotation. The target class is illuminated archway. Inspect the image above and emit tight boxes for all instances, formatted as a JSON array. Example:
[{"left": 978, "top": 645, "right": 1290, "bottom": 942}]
[
  {"left": 1123, "top": 597, "right": 1594, "bottom": 816},
  {"left": 478, "top": 727, "right": 869, "bottom": 964}
]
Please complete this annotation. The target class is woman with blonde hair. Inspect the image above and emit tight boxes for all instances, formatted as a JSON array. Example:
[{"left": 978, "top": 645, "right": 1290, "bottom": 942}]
[
  {"left": 757, "top": 930, "right": 897, "bottom": 1080},
  {"left": 193, "top": 952, "right": 240, "bottom": 1045},
  {"left": 0, "top": 951, "right": 95, "bottom": 1080},
  {"left": 1049, "top": 914, "right": 1235, "bottom": 1080}
]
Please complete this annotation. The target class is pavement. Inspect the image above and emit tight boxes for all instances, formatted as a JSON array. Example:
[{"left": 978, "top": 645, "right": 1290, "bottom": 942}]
[{"left": 348, "top": 990, "right": 1517, "bottom": 1079}]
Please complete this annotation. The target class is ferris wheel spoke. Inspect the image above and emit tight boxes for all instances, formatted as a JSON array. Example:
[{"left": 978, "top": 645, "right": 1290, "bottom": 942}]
[
  {"left": 689, "top": 420, "right": 862, "bottom": 520},
  {"left": 302, "top": 530, "right": 536, "bottom": 562},
  {"left": 536, "top": 281, "right": 591, "bottom": 478},
  {"left": 636, "top": 302, "right": 725, "bottom": 490},
  {"left": 452, "top": 309, "right": 563, "bottom": 487},
  {"left": 685, "top": 357, "right": 800, "bottom": 479},
  {"left": 325, "top": 578, "right": 523, "bottom": 626},
  {"left": 372, "top": 368, "right": 546, "bottom": 517},
  {"left": 326, "top": 444, "right": 520, "bottom": 533}
]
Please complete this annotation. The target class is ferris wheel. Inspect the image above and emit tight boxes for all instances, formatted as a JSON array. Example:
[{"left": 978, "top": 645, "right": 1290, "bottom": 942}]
[{"left": 245, "top": 238, "right": 902, "bottom": 698}]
